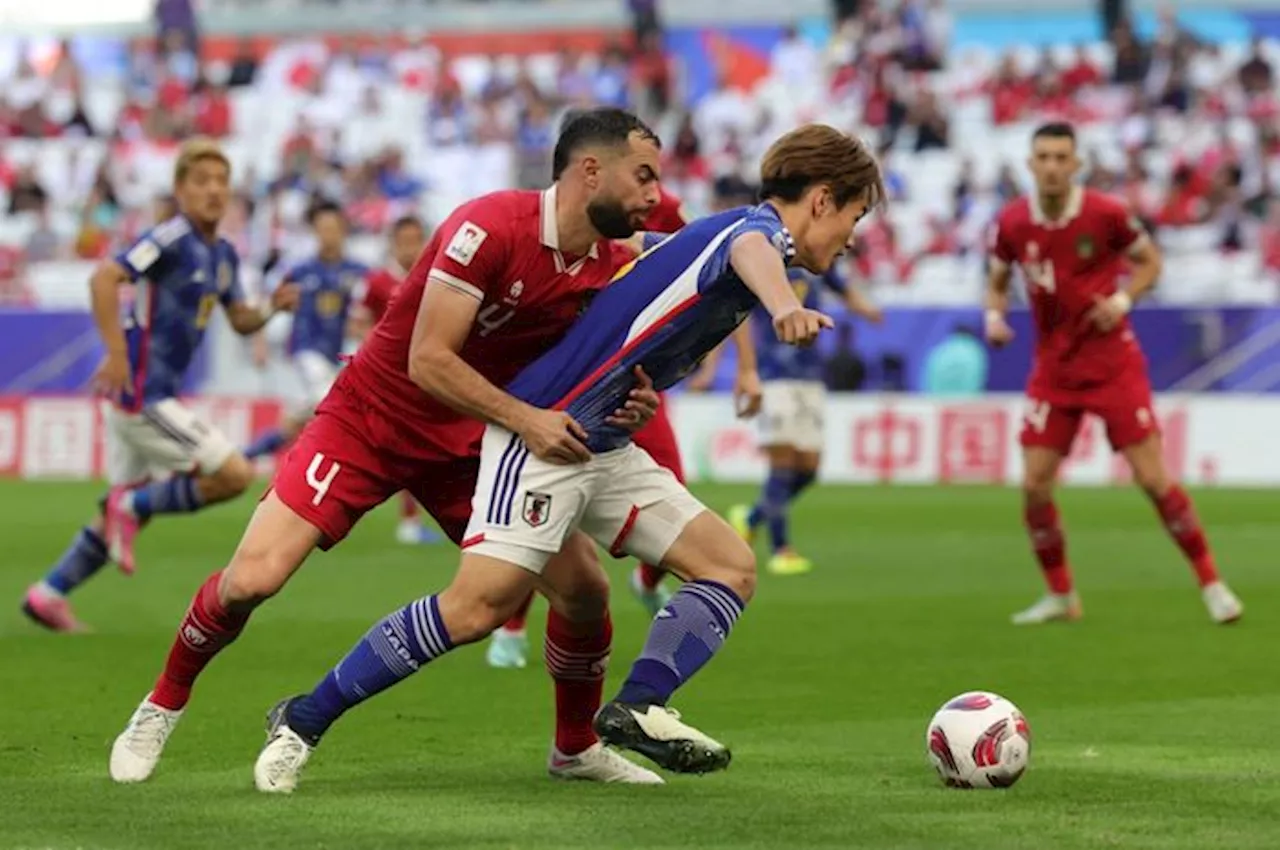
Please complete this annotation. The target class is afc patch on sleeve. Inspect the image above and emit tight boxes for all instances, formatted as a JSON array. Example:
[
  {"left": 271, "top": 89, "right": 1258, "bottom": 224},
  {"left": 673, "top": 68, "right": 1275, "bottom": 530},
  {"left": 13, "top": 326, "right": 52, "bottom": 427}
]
[
  {"left": 126, "top": 239, "right": 162, "bottom": 273},
  {"left": 445, "top": 221, "right": 489, "bottom": 267}
]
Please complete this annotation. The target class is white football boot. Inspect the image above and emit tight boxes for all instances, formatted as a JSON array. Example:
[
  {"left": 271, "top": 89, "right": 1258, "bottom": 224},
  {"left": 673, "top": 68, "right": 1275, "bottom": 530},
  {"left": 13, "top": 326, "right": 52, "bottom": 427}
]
[
  {"left": 254, "top": 698, "right": 316, "bottom": 794},
  {"left": 485, "top": 627, "right": 529, "bottom": 669},
  {"left": 1010, "top": 592, "right": 1083, "bottom": 625},
  {"left": 109, "top": 694, "right": 183, "bottom": 783},
  {"left": 594, "top": 702, "right": 731, "bottom": 774},
  {"left": 1202, "top": 582, "right": 1243, "bottom": 624},
  {"left": 548, "top": 742, "right": 664, "bottom": 784}
]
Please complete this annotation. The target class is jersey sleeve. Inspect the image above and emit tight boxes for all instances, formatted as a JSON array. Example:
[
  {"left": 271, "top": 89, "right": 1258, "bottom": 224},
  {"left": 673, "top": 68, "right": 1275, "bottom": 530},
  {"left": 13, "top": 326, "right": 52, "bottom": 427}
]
[
  {"left": 425, "top": 199, "right": 511, "bottom": 302},
  {"left": 1103, "top": 197, "right": 1149, "bottom": 255},
  {"left": 218, "top": 249, "right": 246, "bottom": 306},
  {"left": 114, "top": 218, "right": 189, "bottom": 283},
  {"left": 987, "top": 208, "right": 1019, "bottom": 271},
  {"left": 730, "top": 208, "right": 797, "bottom": 262}
]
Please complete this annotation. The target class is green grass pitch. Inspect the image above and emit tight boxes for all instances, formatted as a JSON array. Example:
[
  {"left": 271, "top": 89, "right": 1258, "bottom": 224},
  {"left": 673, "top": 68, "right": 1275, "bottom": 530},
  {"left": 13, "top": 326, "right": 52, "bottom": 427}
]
[{"left": 1, "top": 480, "right": 1279, "bottom": 849}]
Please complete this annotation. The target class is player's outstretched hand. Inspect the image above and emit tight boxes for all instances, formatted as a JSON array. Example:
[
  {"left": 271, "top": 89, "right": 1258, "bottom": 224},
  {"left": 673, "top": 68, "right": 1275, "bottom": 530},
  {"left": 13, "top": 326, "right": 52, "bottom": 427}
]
[
  {"left": 92, "top": 351, "right": 131, "bottom": 399},
  {"left": 606, "top": 366, "right": 660, "bottom": 433},
  {"left": 984, "top": 310, "right": 1015, "bottom": 348},
  {"left": 518, "top": 408, "right": 592, "bottom": 465},
  {"left": 734, "top": 369, "right": 762, "bottom": 419},
  {"left": 773, "top": 308, "right": 834, "bottom": 347},
  {"left": 271, "top": 282, "right": 302, "bottom": 313}
]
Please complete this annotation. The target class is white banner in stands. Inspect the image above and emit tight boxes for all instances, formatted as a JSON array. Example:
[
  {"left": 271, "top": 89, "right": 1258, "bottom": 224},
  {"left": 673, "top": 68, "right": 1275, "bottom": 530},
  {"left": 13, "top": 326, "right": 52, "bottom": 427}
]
[
  {"left": 668, "top": 393, "right": 1280, "bottom": 487},
  {"left": 1, "top": 393, "right": 1278, "bottom": 486}
]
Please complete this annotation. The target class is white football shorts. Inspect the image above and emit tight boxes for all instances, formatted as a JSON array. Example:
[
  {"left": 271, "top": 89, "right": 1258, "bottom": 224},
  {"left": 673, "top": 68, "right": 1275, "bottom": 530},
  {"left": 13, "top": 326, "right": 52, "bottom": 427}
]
[
  {"left": 758, "top": 379, "right": 826, "bottom": 452},
  {"left": 101, "top": 398, "right": 236, "bottom": 486}
]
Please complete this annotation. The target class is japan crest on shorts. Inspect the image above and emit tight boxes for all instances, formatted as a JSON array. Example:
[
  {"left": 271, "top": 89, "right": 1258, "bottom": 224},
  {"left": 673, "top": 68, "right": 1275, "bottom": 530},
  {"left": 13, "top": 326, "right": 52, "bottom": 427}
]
[{"left": 522, "top": 491, "right": 553, "bottom": 528}]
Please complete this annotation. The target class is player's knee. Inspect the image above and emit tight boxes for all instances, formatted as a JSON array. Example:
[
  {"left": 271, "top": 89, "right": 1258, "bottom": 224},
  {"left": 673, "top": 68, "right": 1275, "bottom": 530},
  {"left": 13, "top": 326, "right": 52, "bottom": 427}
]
[
  {"left": 208, "top": 455, "right": 255, "bottom": 499},
  {"left": 717, "top": 537, "right": 758, "bottom": 603},
  {"left": 1021, "top": 473, "right": 1055, "bottom": 506},
  {"left": 1132, "top": 465, "right": 1169, "bottom": 497},
  {"left": 542, "top": 536, "right": 610, "bottom": 622},
  {"left": 221, "top": 547, "right": 293, "bottom": 607},
  {"left": 666, "top": 515, "right": 757, "bottom": 603}
]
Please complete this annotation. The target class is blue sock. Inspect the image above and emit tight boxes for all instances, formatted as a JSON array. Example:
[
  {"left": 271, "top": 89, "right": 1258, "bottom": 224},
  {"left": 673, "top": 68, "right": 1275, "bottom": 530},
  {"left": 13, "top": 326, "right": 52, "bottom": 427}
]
[
  {"left": 245, "top": 428, "right": 287, "bottom": 460},
  {"left": 789, "top": 470, "right": 817, "bottom": 501},
  {"left": 615, "top": 580, "right": 745, "bottom": 706},
  {"left": 287, "top": 595, "right": 454, "bottom": 741},
  {"left": 748, "top": 468, "right": 794, "bottom": 532},
  {"left": 42, "top": 527, "right": 109, "bottom": 596},
  {"left": 128, "top": 475, "right": 203, "bottom": 522}
]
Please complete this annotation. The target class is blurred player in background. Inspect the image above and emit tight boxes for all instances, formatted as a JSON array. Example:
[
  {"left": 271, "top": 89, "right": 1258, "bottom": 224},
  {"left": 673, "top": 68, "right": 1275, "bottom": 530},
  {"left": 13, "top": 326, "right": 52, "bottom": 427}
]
[
  {"left": 244, "top": 202, "right": 367, "bottom": 462},
  {"left": 22, "top": 139, "right": 298, "bottom": 631},
  {"left": 986, "top": 122, "right": 1243, "bottom": 626},
  {"left": 483, "top": 186, "right": 719, "bottom": 669},
  {"left": 110, "top": 109, "right": 666, "bottom": 788},
  {"left": 350, "top": 214, "right": 443, "bottom": 545},
  {"left": 722, "top": 264, "right": 882, "bottom": 575},
  {"left": 251, "top": 124, "right": 882, "bottom": 790}
]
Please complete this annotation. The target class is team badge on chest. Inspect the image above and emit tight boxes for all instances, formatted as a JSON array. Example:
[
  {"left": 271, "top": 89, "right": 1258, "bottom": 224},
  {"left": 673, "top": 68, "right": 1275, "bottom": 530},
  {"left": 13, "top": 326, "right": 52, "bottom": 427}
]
[
  {"left": 1075, "top": 234, "right": 1094, "bottom": 259},
  {"left": 522, "top": 491, "right": 553, "bottom": 528}
]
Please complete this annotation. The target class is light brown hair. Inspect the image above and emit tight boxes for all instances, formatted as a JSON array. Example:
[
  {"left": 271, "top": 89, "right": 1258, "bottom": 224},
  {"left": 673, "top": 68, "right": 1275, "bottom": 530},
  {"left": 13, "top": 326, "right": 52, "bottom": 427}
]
[
  {"left": 173, "top": 137, "right": 231, "bottom": 185},
  {"left": 759, "top": 124, "right": 884, "bottom": 209}
]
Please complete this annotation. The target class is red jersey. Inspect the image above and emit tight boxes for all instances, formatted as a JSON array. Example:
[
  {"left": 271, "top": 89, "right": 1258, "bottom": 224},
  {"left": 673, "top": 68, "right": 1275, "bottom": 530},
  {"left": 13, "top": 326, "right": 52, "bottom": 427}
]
[
  {"left": 336, "top": 187, "right": 628, "bottom": 461},
  {"left": 645, "top": 190, "right": 689, "bottom": 233},
  {"left": 359, "top": 264, "right": 406, "bottom": 321},
  {"left": 990, "top": 187, "right": 1150, "bottom": 398}
]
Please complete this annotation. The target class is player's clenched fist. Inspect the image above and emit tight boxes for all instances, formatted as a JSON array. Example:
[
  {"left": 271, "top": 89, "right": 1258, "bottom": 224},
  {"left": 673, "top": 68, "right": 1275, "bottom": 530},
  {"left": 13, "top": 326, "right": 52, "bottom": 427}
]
[
  {"left": 92, "top": 350, "right": 131, "bottom": 399},
  {"left": 773, "top": 307, "right": 834, "bottom": 347},
  {"left": 985, "top": 310, "right": 1015, "bottom": 347},
  {"left": 517, "top": 408, "right": 592, "bottom": 465}
]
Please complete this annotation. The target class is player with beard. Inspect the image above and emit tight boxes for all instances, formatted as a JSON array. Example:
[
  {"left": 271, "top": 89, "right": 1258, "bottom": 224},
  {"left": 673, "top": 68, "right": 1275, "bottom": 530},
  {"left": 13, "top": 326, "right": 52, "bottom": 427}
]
[{"left": 109, "top": 109, "right": 669, "bottom": 786}]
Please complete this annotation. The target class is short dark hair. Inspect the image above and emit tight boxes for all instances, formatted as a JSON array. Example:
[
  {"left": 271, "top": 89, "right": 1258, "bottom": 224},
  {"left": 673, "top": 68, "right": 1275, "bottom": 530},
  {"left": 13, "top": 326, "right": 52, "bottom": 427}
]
[
  {"left": 759, "top": 124, "right": 884, "bottom": 209},
  {"left": 551, "top": 108, "right": 660, "bottom": 180},
  {"left": 391, "top": 214, "right": 425, "bottom": 234},
  {"left": 307, "top": 200, "right": 345, "bottom": 226},
  {"left": 1032, "top": 122, "right": 1077, "bottom": 146}
]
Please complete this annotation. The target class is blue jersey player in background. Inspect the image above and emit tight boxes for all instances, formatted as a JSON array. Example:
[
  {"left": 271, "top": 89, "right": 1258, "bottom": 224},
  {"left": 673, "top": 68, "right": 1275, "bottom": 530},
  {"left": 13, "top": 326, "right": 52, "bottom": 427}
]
[
  {"left": 250, "top": 124, "right": 885, "bottom": 791},
  {"left": 724, "top": 264, "right": 882, "bottom": 576},
  {"left": 21, "top": 139, "right": 299, "bottom": 632},
  {"left": 245, "top": 202, "right": 368, "bottom": 460}
]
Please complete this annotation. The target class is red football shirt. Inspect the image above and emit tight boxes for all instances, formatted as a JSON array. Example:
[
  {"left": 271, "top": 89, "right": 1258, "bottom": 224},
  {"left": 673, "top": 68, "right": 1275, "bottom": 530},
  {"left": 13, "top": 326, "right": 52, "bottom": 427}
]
[
  {"left": 645, "top": 190, "right": 689, "bottom": 234},
  {"left": 359, "top": 265, "right": 406, "bottom": 322},
  {"left": 990, "top": 187, "right": 1151, "bottom": 398},
  {"left": 336, "top": 187, "right": 627, "bottom": 461}
]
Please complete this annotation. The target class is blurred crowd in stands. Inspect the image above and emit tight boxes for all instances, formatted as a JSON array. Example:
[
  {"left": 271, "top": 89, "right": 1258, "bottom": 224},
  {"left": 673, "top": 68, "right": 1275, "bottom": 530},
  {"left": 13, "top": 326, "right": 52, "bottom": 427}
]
[{"left": 3, "top": 0, "right": 1280, "bottom": 305}]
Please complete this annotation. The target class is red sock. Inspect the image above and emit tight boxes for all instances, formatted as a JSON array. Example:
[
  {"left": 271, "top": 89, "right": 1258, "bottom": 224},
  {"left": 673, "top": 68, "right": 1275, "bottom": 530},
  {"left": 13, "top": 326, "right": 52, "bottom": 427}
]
[
  {"left": 1024, "top": 501, "right": 1073, "bottom": 594},
  {"left": 1154, "top": 485, "right": 1219, "bottom": 587},
  {"left": 503, "top": 592, "right": 534, "bottom": 632},
  {"left": 150, "top": 570, "right": 251, "bottom": 711},
  {"left": 637, "top": 563, "right": 665, "bottom": 591},
  {"left": 398, "top": 492, "right": 418, "bottom": 520},
  {"left": 545, "top": 608, "right": 611, "bottom": 756}
]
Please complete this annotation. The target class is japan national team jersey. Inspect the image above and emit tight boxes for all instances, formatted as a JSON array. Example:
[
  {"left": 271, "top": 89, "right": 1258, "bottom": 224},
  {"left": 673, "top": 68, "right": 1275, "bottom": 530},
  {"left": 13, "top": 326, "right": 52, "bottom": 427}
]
[
  {"left": 115, "top": 216, "right": 245, "bottom": 410},
  {"left": 284, "top": 257, "right": 369, "bottom": 363},
  {"left": 505, "top": 203, "right": 795, "bottom": 452},
  {"left": 990, "top": 186, "right": 1150, "bottom": 395},
  {"left": 336, "top": 187, "right": 629, "bottom": 461},
  {"left": 752, "top": 267, "right": 845, "bottom": 382}
]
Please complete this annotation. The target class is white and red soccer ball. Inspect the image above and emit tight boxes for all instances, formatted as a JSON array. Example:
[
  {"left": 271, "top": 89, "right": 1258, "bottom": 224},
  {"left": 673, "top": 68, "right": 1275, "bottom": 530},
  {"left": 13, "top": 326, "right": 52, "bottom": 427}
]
[{"left": 926, "top": 691, "right": 1031, "bottom": 789}]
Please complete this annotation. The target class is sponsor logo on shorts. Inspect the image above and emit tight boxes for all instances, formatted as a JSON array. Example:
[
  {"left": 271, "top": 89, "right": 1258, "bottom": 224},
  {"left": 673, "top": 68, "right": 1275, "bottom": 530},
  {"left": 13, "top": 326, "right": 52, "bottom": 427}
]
[{"left": 521, "top": 491, "right": 553, "bottom": 528}]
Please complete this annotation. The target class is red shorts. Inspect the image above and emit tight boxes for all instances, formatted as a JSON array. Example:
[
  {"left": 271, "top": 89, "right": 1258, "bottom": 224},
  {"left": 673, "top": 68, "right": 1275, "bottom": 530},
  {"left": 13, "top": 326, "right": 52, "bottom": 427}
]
[
  {"left": 633, "top": 402, "right": 685, "bottom": 483},
  {"left": 271, "top": 404, "right": 478, "bottom": 550},
  {"left": 1019, "top": 379, "right": 1158, "bottom": 456}
]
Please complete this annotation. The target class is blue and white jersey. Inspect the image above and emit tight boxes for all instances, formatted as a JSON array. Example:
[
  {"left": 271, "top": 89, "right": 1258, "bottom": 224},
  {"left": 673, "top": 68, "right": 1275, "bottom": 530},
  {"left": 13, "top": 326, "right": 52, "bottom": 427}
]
[
  {"left": 753, "top": 266, "right": 846, "bottom": 382},
  {"left": 506, "top": 203, "right": 796, "bottom": 452},
  {"left": 284, "top": 257, "right": 369, "bottom": 364},
  {"left": 116, "top": 216, "right": 245, "bottom": 410}
]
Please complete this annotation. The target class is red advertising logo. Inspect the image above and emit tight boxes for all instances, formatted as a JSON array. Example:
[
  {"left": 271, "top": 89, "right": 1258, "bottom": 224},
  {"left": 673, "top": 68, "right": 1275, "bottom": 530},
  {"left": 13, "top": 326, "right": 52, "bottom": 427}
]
[
  {"left": 852, "top": 408, "right": 921, "bottom": 481},
  {"left": 0, "top": 398, "right": 21, "bottom": 476},
  {"left": 939, "top": 407, "right": 1009, "bottom": 483}
]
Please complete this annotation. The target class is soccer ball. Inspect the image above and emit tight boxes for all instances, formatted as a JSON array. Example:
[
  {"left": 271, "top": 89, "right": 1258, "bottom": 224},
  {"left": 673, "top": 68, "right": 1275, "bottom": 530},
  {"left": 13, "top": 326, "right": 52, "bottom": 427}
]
[{"left": 925, "top": 691, "right": 1031, "bottom": 789}]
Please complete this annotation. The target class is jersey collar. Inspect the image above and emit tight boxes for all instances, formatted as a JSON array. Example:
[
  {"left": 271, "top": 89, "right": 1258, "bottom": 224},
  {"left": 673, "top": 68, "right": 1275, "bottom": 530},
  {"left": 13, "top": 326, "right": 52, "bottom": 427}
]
[
  {"left": 1030, "top": 185, "right": 1083, "bottom": 229},
  {"left": 540, "top": 185, "right": 601, "bottom": 274}
]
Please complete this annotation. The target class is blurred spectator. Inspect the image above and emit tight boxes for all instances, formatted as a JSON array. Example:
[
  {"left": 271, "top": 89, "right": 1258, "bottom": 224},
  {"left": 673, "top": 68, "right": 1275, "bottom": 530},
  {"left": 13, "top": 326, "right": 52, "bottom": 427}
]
[
  {"left": 909, "top": 89, "right": 949, "bottom": 151},
  {"left": 1158, "top": 164, "right": 1208, "bottom": 227},
  {"left": 593, "top": 44, "right": 631, "bottom": 109},
  {"left": 771, "top": 27, "right": 822, "bottom": 89},
  {"left": 161, "top": 28, "right": 199, "bottom": 87},
  {"left": 1112, "top": 20, "right": 1150, "bottom": 85},
  {"left": 8, "top": 166, "right": 48, "bottom": 215},
  {"left": 631, "top": 32, "right": 672, "bottom": 118},
  {"left": 192, "top": 78, "right": 233, "bottom": 137},
  {"left": 824, "top": 323, "right": 867, "bottom": 391},
  {"left": 24, "top": 209, "right": 62, "bottom": 263},
  {"left": 155, "top": 0, "right": 199, "bottom": 54},
  {"left": 922, "top": 325, "right": 988, "bottom": 395},
  {"left": 1238, "top": 37, "right": 1273, "bottom": 96},
  {"left": 515, "top": 97, "right": 556, "bottom": 189},
  {"left": 629, "top": 0, "right": 663, "bottom": 45},
  {"left": 228, "top": 39, "right": 260, "bottom": 88},
  {"left": 1062, "top": 45, "right": 1103, "bottom": 91},
  {"left": 994, "top": 163, "right": 1022, "bottom": 203},
  {"left": 952, "top": 158, "right": 975, "bottom": 217}
]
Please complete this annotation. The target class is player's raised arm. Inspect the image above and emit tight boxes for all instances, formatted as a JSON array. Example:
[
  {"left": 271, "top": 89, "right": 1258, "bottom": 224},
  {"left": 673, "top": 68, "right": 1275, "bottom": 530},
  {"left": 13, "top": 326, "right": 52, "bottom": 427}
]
[{"left": 88, "top": 259, "right": 134, "bottom": 397}]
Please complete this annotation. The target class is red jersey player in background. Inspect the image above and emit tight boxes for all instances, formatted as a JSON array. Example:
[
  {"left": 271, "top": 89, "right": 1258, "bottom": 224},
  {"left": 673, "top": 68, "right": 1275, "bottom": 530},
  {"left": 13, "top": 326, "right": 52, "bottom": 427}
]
[
  {"left": 986, "top": 122, "right": 1243, "bottom": 626},
  {"left": 482, "top": 185, "right": 754, "bottom": 668},
  {"left": 109, "top": 109, "right": 668, "bottom": 787},
  {"left": 350, "top": 214, "right": 443, "bottom": 546}
]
